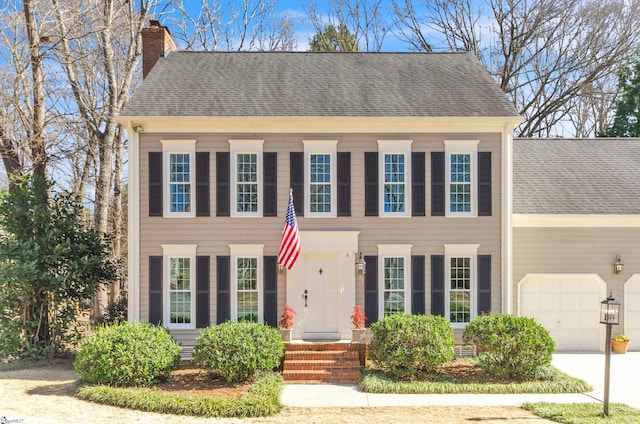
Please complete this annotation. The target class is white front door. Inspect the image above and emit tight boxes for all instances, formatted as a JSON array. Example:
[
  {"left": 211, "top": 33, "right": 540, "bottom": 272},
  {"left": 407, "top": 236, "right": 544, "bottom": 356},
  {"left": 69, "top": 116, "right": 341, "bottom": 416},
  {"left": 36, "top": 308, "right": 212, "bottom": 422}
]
[{"left": 303, "top": 254, "right": 339, "bottom": 339}]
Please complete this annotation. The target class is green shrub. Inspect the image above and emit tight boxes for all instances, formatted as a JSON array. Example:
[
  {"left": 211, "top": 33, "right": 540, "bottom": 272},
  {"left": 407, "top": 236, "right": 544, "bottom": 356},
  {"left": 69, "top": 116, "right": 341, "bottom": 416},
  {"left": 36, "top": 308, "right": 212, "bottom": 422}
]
[
  {"left": 193, "top": 322, "right": 284, "bottom": 383},
  {"left": 368, "top": 313, "right": 455, "bottom": 380},
  {"left": 74, "top": 322, "right": 181, "bottom": 387},
  {"left": 463, "top": 314, "right": 555, "bottom": 379}
]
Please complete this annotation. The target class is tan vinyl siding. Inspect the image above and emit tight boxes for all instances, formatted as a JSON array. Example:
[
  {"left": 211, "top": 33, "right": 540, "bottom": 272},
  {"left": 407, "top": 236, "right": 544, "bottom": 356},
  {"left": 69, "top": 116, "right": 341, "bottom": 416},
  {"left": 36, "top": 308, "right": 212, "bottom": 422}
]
[
  {"left": 513, "top": 226, "right": 639, "bottom": 329},
  {"left": 138, "top": 132, "right": 503, "bottom": 325}
]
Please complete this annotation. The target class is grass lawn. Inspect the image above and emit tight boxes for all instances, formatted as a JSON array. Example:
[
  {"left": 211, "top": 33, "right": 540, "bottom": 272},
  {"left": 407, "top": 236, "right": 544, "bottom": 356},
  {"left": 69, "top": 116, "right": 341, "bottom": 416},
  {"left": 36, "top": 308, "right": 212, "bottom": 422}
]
[
  {"left": 523, "top": 402, "right": 640, "bottom": 423},
  {"left": 360, "top": 359, "right": 591, "bottom": 394}
]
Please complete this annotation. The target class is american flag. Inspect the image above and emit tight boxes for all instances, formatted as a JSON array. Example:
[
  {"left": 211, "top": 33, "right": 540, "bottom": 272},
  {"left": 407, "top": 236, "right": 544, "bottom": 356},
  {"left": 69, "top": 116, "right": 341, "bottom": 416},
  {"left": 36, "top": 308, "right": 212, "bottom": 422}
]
[{"left": 278, "top": 190, "right": 300, "bottom": 270}]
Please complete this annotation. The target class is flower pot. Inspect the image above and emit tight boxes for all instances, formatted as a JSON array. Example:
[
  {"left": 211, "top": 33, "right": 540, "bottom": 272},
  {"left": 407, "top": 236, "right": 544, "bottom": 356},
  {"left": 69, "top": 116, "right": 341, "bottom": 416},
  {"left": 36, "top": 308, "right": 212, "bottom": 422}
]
[
  {"left": 279, "top": 328, "right": 292, "bottom": 342},
  {"left": 612, "top": 339, "right": 629, "bottom": 354},
  {"left": 351, "top": 328, "right": 366, "bottom": 344}
]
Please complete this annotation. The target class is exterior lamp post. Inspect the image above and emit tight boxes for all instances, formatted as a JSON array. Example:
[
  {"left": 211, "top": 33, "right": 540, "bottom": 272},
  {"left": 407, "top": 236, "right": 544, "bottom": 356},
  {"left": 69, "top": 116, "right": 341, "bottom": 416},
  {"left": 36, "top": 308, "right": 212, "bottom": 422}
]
[
  {"left": 599, "top": 292, "right": 620, "bottom": 417},
  {"left": 355, "top": 252, "right": 366, "bottom": 276}
]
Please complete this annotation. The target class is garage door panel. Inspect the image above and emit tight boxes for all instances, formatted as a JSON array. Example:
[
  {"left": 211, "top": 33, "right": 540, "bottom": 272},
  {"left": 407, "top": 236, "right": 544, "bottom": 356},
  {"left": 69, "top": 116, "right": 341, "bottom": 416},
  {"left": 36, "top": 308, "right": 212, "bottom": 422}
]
[
  {"left": 625, "top": 276, "right": 640, "bottom": 349},
  {"left": 540, "top": 294, "right": 559, "bottom": 310},
  {"left": 519, "top": 274, "right": 605, "bottom": 351}
]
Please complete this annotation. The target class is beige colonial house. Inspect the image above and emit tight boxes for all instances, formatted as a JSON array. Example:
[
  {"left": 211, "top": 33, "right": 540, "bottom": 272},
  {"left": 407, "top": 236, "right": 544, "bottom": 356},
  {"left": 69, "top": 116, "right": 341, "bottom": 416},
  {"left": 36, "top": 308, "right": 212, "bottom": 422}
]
[
  {"left": 513, "top": 138, "right": 640, "bottom": 351},
  {"left": 118, "top": 21, "right": 527, "bottom": 348}
]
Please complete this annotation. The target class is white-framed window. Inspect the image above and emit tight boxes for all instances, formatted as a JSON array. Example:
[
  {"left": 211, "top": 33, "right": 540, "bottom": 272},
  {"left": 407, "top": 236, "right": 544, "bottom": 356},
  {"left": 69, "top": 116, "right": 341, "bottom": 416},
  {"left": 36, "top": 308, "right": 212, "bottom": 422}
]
[
  {"left": 444, "top": 243, "right": 479, "bottom": 327},
  {"left": 162, "top": 244, "right": 197, "bottom": 329},
  {"left": 304, "top": 140, "right": 337, "bottom": 217},
  {"left": 445, "top": 140, "right": 479, "bottom": 217},
  {"left": 230, "top": 140, "right": 264, "bottom": 217},
  {"left": 378, "top": 244, "right": 413, "bottom": 316},
  {"left": 378, "top": 140, "right": 412, "bottom": 217},
  {"left": 230, "top": 244, "right": 264, "bottom": 323},
  {"left": 162, "top": 140, "right": 196, "bottom": 217}
]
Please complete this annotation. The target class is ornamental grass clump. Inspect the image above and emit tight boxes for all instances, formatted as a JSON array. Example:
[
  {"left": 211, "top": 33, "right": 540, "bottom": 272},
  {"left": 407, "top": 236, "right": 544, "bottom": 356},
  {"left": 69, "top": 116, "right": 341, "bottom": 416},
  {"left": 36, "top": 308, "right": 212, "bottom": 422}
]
[
  {"left": 463, "top": 314, "right": 555, "bottom": 379},
  {"left": 369, "top": 313, "right": 455, "bottom": 380},
  {"left": 194, "top": 321, "right": 284, "bottom": 383},
  {"left": 74, "top": 322, "right": 181, "bottom": 387}
]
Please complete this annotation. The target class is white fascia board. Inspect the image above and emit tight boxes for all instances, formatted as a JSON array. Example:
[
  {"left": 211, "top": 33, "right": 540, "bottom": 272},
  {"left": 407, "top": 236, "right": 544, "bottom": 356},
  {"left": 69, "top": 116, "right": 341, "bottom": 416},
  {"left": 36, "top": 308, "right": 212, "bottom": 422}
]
[
  {"left": 513, "top": 214, "right": 640, "bottom": 228},
  {"left": 115, "top": 116, "right": 524, "bottom": 135}
]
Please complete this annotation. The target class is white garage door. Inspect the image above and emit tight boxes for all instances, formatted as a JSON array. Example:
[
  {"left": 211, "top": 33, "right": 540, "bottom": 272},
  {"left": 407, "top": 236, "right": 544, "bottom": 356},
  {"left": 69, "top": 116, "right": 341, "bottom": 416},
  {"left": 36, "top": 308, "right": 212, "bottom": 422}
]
[
  {"left": 625, "top": 275, "right": 640, "bottom": 350},
  {"left": 519, "top": 274, "right": 606, "bottom": 351}
]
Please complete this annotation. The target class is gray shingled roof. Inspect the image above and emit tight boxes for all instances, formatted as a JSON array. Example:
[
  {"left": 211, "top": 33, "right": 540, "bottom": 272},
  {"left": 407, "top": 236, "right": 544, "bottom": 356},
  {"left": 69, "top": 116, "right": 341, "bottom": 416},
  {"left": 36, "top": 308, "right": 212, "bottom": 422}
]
[
  {"left": 513, "top": 138, "right": 640, "bottom": 214},
  {"left": 121, "top": 51, "right": 518, "bottom": 118}
]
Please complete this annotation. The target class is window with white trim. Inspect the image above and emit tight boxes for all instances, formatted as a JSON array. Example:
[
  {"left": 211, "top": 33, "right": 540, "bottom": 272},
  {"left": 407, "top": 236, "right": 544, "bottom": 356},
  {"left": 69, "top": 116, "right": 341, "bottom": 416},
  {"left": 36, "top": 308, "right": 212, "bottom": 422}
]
[
  {"left": 230, "top": 140, "right": 263, "bottom": 217},
  {"left": 230, "top": 244, "right": 263, "bottom": 323},
  {"left": 162, "top": 244, "right": 197, "bottom": 329},
  {"left": 304, "top": 140, "right": 337, "bottom": 217},
  {"left": 378, "top": 244, "right": 412, "bottom": 316},
  {"left": 378, "top": 140, "right": 412, "bottom": 217},
  {"left": 445, "top": 140, "right": 478, "bottom": 217},
  {"left": 162, "top": 140, "right": 196, "bottom": 217},
  {"left": 444, "top": 243, "right": 479, "bottom": 326}
]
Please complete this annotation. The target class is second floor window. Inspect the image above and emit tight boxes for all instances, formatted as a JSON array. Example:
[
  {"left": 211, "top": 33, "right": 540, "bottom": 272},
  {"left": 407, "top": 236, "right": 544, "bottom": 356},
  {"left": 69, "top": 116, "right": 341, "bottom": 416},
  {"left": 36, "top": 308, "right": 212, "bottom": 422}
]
[
  {"left": 450, "top": 153, "right": 471, "bottom": 213},
  {"left": 304, "top": 140, "right": 337, "bottom": 217},
  {"left": 384, "top": 154, "right": 406, "bottom": 213},
  {"left": 236, "top": 153, "right": 258, "bottom": 213},
  {"left": 169, "top": 153, "right": 191, "bottom": 213},
  {"left": 162, "top": 139, "right": 196, "bottom": 217},
  {"left": 310, "top": 153, "right": 331, "bottom": 213},
  {"left": 230, "top": 140, "right": 263, "bottom": 217},
  {"left": 378, "top": 140, "right": 412, "bottom": 217}
]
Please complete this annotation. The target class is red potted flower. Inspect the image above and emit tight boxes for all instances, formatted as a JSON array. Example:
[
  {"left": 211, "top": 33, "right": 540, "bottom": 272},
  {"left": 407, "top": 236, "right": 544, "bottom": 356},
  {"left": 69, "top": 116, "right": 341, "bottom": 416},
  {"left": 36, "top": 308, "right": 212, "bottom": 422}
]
[
  {"left": 278, "top": 304, "right": 296, "bottom": 342},
  {"left": 351, "top": 305, "right": 367, "bottom": 343}
]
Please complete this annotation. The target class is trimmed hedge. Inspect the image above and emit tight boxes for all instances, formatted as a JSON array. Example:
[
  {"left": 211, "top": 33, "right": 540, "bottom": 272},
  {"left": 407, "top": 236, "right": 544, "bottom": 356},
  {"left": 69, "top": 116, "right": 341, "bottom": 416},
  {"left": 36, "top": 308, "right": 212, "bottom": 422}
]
[
  {"left": 193, "top": 322, "right": 284, "bottom": 383},
  {"left": 463, "top": 314, "right": 555, "bottom": 379},
  {"left": 76, "top": 372, "right": 283, "bottom": 418},
  {"left": 368, "top": 313, "right": 455, "bottom": 380},
  {"left": 74, "top": 322, "right": 181, "bottom": 387}
]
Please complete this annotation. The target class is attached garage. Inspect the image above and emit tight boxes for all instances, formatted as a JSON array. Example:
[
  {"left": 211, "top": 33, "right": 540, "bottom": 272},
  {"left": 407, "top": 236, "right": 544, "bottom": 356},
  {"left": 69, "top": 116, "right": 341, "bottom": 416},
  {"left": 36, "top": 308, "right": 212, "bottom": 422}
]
[
  {"left": 625, "top": 275, "right": 640, "bottom": 350},
  {"left": 518, "top": 274, "right": 606, "bottom": 351}
]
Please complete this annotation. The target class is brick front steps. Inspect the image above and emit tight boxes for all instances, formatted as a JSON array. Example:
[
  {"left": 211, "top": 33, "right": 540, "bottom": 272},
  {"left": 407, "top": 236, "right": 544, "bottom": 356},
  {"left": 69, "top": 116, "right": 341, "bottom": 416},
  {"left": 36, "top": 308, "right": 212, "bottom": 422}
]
[{"left": 283, "top": 342, "right": 365, "bottom": 384}]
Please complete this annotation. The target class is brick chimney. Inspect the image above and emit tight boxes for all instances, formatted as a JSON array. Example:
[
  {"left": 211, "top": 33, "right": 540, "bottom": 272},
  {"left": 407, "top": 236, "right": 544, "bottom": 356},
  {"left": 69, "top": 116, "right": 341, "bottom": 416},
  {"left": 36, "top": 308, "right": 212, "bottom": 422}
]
[{"left": 141, "top": 20, "right": 177, "bottom": 79}]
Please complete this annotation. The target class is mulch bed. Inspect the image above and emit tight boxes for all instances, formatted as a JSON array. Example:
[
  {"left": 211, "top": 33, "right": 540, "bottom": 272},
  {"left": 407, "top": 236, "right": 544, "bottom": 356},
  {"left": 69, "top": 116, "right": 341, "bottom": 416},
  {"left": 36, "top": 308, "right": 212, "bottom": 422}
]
[{"left": 156, "top": 363, "right": 251, "bottom": 398}]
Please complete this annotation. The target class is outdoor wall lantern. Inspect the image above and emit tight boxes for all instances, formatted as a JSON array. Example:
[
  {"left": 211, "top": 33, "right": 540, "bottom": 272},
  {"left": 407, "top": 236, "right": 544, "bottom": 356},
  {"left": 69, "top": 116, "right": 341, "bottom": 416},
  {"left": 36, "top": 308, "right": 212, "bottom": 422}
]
[
  {"left": 133, "top": 125, "right": 144, "bottom": 133},
  {"left": 277, "top": 263, "right": 286, "bottom": 274},
  {"left": 355, "top": 252, "right": 366, "bottom": 276},
  {"left": 613, "top": 255, "right": 624, "bottom": 274},
  {"left": 599, "top": 292, "right": 620, "bottom": 417}
]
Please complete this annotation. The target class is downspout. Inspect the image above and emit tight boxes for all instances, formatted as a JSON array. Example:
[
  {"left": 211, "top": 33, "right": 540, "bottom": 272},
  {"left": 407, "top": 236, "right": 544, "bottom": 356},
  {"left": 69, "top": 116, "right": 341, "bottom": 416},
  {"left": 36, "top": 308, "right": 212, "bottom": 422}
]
[
  {"left": 501, "top": 121, "right": 516, "bottom": 314},
  {"left": 126, "top": 121, "right": 141, "bottom": 322}
]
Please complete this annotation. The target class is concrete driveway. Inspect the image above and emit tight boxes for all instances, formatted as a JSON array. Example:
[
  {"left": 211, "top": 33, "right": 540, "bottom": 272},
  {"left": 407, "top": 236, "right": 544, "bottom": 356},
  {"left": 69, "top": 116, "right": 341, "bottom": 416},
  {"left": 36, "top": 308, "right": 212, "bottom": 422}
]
[{"left": 552, "top": 352, "right": 640, "bottom": 409}]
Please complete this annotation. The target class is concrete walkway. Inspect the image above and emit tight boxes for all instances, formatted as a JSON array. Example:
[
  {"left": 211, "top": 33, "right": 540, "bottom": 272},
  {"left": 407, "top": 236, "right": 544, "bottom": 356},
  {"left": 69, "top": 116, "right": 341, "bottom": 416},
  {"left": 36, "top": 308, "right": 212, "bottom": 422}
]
[{"left": 281, "top": 352, "right": 640, "bottom": 409}]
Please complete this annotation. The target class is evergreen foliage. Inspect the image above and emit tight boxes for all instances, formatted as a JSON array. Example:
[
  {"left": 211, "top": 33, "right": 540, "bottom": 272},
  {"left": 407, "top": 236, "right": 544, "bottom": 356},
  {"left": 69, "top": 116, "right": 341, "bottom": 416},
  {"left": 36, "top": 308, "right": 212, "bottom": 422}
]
[
  {"left": 0, "top": 175, "right": 116, "bottom": 360},
  {"left": 601, "top": 58, "right": 640, "bottom": 137}
]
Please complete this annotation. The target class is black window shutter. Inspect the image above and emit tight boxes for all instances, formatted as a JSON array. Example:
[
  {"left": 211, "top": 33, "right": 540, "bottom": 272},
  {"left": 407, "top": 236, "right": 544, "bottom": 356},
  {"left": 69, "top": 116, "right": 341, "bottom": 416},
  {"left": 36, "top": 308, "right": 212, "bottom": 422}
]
[
  {"left": 149, "top": 256, "right": 163, "bottom": 325},
  {"left": 216, "top": 256, "right": 230, "bottom": 323},
  {"left": 337, "top": 152, "right": 351, "bottom": 216},
  {"left": 149, "top": 152, "right": 163, "bottom": 216},
  {"left": 412, "top": 152, "right": 425, "bottom": 216},
  {"left": 478, "top": 255, "right": 492, "bottom": 315},
  {"left": 196, "top": 152, "right": 210, "bottom": 216},
  {"left": 196, "top": 256, "right": 210, "bottom": 328},
  {"left": 263, "top": 256, "right": 278, "bottom": 327},
  {"left": 431, "top": 255, "right": 445, "bottom": 317},
  {"left": 411, "top": 255, "right": 425, "bottom": 314},
  {"left": 263, "top": 152, "right": 278, "bottom": 217},
  {"left": 478, "top": 152, "right": 492, "bottom": 216},
  {"left": 364, "top": 152, "right": 378, "bottom": 216},
  {"left": 216, "top": 152, "right": 230, "bottom": 216},
  {"left": 364, "top": 255, "right": 378, "bottom": 324},
  {"left": 290, "top": 152, "right": 304, "bottom": 217},
  {"left": 431, "top": 152, "right": 445, "bottom": 216}
]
